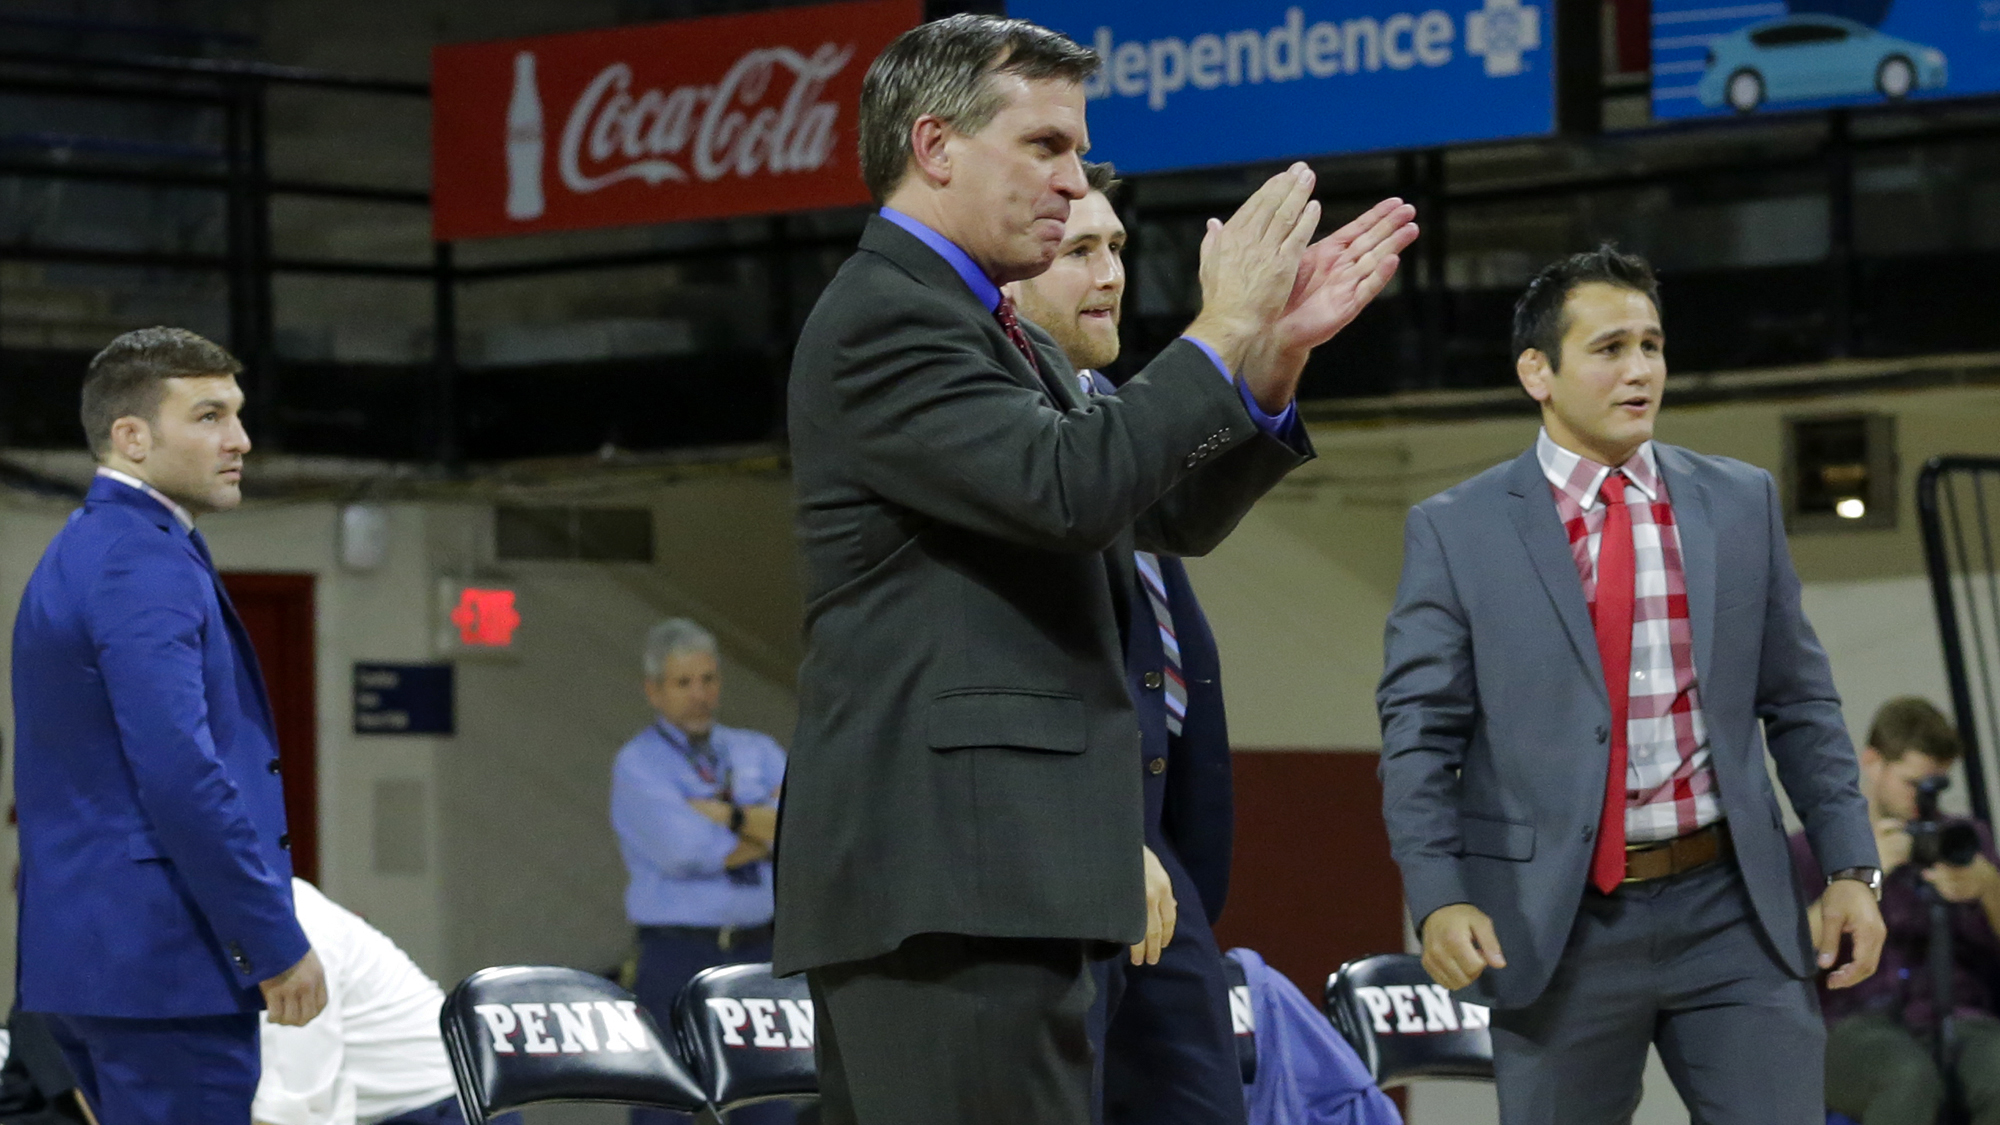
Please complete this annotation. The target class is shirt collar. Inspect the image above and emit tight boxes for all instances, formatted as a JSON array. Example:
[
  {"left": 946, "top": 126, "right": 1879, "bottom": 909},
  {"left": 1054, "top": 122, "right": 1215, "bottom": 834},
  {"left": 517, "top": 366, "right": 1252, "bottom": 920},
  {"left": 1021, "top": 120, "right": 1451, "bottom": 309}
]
[
  {"left": 1535, "top": 427, "right": 1661, "bottom": 510},
  {"left": 878, "top": 207, "right": 1001, "bottom": 312},
  {"left": 95, "top": 466, "right": 196, "bottom": 531}
]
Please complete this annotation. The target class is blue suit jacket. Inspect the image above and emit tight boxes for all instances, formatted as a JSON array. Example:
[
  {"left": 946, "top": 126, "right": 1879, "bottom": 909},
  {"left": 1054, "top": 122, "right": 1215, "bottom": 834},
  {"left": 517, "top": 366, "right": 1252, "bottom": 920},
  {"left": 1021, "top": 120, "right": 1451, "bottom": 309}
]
[{"left": 12, "top": 476, "right": 309, "bottom": 1017}]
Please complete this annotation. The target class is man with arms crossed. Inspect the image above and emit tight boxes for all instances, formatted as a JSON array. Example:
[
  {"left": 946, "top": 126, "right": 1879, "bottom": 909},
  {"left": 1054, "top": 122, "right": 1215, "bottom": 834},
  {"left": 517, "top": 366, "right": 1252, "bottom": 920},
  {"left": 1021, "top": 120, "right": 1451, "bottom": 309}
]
[
  {"left": 1004, "top": 162, "right": 1263, "bottom": 1125},
  {"left": 778, "top": 14, "right": 1416, "bottom": 1125},
  {"left": 1377, "top": 247, "right": 1885, "bottom": 1124},
  {"left": 612, "top": 618, "right": 787, "bottom": 1125},
  {"left": 13, "top": 327, "right": 325, "bottom": 1123}
]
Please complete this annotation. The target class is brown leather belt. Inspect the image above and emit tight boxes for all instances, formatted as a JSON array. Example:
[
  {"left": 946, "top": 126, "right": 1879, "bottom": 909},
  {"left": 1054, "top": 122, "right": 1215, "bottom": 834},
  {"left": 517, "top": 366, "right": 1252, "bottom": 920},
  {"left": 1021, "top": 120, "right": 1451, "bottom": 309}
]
[{"left": 1621, "top": 822, "right": 1731, "bottom": 885}]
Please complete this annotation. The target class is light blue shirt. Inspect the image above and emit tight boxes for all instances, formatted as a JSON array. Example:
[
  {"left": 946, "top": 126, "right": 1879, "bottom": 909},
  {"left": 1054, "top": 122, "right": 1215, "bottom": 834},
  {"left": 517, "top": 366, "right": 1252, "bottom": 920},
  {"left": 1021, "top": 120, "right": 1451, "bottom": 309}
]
[
  {"left": 610, "top": 720, "right": 785, "bottom": 928},
  {"left": 877, "top": 206, "right": 1299, "bottom": 435}
]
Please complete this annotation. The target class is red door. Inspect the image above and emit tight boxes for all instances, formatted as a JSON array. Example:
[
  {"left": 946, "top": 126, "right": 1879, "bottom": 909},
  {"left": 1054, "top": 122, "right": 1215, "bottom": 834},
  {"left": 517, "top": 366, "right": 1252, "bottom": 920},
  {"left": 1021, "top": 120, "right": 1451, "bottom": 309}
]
[
  {"left": 219, "top": 573, "right": 318, "bottom": 883},
  {"left": 1213, "top": 750, "right": 1406, "bottom": 998}
]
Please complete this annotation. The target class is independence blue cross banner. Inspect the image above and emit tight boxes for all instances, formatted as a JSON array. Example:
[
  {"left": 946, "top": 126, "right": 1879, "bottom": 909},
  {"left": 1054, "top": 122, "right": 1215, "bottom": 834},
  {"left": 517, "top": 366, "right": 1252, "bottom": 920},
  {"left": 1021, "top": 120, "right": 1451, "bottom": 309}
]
[
  {"left": 1652, "top": 0, "right": 2000, "bottom": 121},
  {"left": 1006, "top": 0, "right": 1556, "bottom": 174}
]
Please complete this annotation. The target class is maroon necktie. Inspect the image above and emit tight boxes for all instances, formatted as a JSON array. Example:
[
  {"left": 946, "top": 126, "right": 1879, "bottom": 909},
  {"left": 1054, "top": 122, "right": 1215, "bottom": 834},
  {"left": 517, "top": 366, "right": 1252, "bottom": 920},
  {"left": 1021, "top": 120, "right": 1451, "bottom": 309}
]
[
  {"left": 1590, "top": 472, "right": 1635, "bottom": 894},
  {"left": 994, "top": 294, "right": 1041, "bottom": 373}
]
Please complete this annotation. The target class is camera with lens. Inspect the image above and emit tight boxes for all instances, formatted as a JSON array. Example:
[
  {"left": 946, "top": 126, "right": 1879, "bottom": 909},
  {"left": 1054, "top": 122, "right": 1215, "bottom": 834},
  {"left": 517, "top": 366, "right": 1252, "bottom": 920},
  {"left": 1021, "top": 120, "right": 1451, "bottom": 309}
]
[{"left": 1908, "top": 774, "right": 1982, "bottom": 868}]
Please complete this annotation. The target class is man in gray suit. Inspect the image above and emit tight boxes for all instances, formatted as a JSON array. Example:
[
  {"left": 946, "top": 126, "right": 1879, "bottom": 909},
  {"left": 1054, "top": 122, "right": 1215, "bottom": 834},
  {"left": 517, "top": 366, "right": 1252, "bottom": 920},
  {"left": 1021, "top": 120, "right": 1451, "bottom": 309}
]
[
  {"left": 1378, "top": 245, "right": 1887, "bottom": 1124},
  {"left": 777, "top": 14, "right": 1417, "bottom": 1125}
]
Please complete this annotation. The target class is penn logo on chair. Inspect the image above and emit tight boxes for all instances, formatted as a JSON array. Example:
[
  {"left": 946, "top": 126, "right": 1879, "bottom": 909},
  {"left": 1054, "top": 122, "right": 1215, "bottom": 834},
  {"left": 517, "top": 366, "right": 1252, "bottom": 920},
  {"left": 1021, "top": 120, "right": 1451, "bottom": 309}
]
[
  {"left": 703, "top": 997, "right": 816, "bottom": 1049},
  {"left": 471, "top": 1000, "right": 656, "bottom": 1054},
  {"left": 1350, "top": 983, "right": 1492, "bottom": 1035}
]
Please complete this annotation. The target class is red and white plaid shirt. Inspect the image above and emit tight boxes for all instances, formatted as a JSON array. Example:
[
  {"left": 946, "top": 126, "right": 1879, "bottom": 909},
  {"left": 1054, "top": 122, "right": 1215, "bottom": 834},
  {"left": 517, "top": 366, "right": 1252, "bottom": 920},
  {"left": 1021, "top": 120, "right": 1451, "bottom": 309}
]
[{"left": 1538, "top": 430, "right": 1721, "bottom": 844}]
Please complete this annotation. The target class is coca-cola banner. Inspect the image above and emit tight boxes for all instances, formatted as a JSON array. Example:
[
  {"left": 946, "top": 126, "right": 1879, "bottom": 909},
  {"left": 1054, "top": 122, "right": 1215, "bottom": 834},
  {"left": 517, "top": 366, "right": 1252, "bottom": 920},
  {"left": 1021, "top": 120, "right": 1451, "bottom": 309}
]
[{"left": 430, "top": 0, "right": 920, "bottom": 241}]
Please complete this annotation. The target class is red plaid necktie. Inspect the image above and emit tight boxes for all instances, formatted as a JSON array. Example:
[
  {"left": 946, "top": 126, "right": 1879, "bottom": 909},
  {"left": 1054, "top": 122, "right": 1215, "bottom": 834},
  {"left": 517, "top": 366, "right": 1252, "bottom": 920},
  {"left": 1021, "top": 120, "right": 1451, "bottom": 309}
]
[
  {"left": 994, "top": 294, "right": 1041, "bottom": 373},
  {"left": 1590, "top": 472, "right": 1635, "bottom": 894}
]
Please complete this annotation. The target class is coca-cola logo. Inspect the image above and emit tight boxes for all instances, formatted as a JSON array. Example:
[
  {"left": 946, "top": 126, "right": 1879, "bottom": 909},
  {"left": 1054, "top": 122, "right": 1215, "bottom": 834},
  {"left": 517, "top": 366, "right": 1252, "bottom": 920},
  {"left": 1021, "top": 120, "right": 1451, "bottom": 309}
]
[{"left": 557, "top": 43, "right": 854, "bottom": 195}]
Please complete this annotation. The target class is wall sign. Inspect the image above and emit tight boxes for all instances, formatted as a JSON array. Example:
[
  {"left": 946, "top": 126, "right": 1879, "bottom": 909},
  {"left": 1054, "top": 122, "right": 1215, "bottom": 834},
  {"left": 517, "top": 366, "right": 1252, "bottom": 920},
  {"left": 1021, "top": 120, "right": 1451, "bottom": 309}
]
[
  {"left": 431, "top": 0, "right": 921, "bottom": 241},
  {"left": 1651, "top": 0, "right": 1998, "bottom": 121},
  {"left": 354, "top": 663, "right": 456, "bottom": 735},
  {"left": 1007, "top": 0, "right": 1555, "bottom": 174}
]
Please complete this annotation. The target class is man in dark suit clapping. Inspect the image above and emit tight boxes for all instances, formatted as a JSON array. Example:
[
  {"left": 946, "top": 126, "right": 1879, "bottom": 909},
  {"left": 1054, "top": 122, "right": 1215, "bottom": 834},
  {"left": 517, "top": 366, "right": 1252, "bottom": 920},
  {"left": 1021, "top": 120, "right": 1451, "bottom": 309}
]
[{"left": 776, "top": 15, "right": 1416, "bottom": 1125}]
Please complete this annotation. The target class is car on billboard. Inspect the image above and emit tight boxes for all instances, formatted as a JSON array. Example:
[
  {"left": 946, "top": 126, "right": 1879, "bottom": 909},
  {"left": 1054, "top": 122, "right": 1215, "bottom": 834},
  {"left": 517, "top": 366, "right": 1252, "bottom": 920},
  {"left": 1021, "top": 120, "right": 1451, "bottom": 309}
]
[{"left": 1695, "top": 13, "right": 1947, "bottom": 113}]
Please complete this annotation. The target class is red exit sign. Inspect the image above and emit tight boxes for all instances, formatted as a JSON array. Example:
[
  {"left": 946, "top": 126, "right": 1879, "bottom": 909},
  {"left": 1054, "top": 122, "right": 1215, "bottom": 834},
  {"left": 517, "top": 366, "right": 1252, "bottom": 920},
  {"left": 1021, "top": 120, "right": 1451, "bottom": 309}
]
[{"left": 447, "top": 586, "right": 521, "bottom": 648}]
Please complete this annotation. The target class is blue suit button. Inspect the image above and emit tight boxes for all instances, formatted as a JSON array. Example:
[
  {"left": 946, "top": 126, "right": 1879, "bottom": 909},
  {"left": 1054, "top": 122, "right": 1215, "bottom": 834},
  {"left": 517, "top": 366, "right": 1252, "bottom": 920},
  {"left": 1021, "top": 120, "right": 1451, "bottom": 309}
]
[
  {"left": 278, "top": 834, "right": 291, "bottom": 850},
  {"left": 268, "top": 758, "right": 282, "bottom": 774}
]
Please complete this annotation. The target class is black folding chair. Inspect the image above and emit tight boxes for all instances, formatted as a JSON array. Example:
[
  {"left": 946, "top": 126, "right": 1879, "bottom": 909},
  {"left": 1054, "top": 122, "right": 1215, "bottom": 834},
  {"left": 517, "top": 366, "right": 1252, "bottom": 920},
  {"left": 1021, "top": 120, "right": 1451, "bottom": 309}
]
[
  {"left": 1324, "top": 953, "right": 1494, "bottom": 1087},
  {"left": 439, "top": 965, "right": 709, "bottom": 1124},
  {"left": 673, "top": 963, "right": 819, "bottom": 1116}
]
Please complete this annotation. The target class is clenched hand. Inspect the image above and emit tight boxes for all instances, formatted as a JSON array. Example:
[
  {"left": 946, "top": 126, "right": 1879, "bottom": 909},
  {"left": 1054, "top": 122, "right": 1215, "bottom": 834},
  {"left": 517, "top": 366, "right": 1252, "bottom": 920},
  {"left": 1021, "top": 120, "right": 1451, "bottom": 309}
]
[
  {"left": 1420, "top": 903, "right": 1507, "bottom": 990},
  {"left": 260, "top": 948, "right": 328, "bottom": 1026},
  {"left": 1818, "top": 879, "right": 1885, "bottom": 989}
]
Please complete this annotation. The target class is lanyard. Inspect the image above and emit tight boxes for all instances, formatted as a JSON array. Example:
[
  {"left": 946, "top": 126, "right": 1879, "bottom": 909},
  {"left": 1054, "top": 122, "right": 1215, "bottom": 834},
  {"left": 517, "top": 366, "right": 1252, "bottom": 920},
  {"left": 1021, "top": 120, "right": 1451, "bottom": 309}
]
[{"left": 658, "top": 722, "right": 731, "bottom": 795}]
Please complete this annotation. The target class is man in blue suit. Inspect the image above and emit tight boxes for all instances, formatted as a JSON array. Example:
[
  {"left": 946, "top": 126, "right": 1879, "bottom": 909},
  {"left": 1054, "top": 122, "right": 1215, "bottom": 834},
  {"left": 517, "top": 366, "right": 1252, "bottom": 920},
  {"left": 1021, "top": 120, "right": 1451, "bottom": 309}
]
[
  {"left": 12, "top": 327, "right": 326, "bottom": 1124},
  {"left": 1007, "top": 164, "right": 1304, "bottom": 1125}
]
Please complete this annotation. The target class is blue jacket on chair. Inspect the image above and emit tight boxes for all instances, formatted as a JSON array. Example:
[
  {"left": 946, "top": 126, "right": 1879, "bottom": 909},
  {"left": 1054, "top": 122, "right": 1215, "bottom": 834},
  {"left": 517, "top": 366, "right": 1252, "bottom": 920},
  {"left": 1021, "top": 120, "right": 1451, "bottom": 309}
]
[{"left": 12, "top": 475, "right": 309, "bottom": 1017}]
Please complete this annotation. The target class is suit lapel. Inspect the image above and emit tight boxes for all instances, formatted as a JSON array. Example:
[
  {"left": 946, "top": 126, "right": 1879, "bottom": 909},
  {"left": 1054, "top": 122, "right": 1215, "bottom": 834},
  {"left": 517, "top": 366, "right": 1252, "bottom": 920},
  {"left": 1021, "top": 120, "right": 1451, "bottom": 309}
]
[
  {"left": 858, "top": 215, "right": 1073, "bottom": 409},
  {"left": 1504, "top": 450, "right": 1606, "bottom": 698},
  {"left": 1656, "top": 444, "right": 1718, "bottom": 687}
]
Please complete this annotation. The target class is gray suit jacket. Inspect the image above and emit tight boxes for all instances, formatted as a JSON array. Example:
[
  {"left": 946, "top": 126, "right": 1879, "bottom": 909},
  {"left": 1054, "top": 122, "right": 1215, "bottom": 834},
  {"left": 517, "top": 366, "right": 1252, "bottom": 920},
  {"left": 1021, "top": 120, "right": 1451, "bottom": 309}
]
[
  {"left": 1377, "top": 442, "right": 1876, "bottom": 1008},
  {"left": 774, "top": 215, "right": 1312, "bottom": 974}
]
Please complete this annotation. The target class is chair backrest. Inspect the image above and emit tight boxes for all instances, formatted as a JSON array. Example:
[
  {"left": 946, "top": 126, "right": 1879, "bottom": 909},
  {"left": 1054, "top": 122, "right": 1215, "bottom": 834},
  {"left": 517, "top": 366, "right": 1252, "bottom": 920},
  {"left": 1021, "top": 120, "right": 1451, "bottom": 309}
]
[
  {"left": 1221, "top": 950, "right": 1257, "bottom": 1085},
  {"left": 440, "top": 965, "right": 710, "bottom": 1124},
  {"left": 673, "top": 962, "right": 818, "bottom": 1111},
  {"left": 1323, "top": 953, "right": 1494, "bottom": 1087}
]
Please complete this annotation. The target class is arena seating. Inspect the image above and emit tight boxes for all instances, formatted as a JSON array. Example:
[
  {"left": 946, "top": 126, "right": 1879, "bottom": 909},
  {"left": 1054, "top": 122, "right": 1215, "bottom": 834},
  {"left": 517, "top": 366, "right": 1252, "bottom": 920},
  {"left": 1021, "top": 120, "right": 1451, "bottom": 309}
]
[
  {"left": 1324, "top": 953, "right": 1496, "bottom": 1087},
  {"left": 438, "top": 965, "right": 709, "bottom": 1123},
  {"left": 673, "top": 962, "right": 821, "bottom": 1114}
]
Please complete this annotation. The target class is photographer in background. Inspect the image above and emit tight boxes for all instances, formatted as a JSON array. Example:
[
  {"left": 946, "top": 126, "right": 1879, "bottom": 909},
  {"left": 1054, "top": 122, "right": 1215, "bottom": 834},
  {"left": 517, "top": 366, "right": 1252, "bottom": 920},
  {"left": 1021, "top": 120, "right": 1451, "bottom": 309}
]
[{"left": 1790, "top": 697, "right": 2000, "bottom": 1125}]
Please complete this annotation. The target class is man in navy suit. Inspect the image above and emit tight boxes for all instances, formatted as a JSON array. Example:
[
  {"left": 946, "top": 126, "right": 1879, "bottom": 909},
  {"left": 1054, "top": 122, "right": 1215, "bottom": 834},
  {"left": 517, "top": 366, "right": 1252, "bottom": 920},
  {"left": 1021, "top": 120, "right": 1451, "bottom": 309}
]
[
  {"left": 1006, "top": 163, "right": 1287, "bottom": 1125},
  {"left": 12, "top": 327, "right": 326, "bottom": 1124}
]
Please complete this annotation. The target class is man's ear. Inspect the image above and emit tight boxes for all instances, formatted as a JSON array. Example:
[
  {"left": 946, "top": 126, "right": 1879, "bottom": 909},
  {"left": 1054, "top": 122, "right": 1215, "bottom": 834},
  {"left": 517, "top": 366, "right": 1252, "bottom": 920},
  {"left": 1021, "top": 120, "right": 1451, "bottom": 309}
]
[
  {"left": 108, "top": 415, "right": 151, "bottom": 463},
  {"left": 1516, "top": 348, "right": 1554, "bottom": 404},
  {"left": 908, "top": 115, "right": 953, "bottom": 188}
]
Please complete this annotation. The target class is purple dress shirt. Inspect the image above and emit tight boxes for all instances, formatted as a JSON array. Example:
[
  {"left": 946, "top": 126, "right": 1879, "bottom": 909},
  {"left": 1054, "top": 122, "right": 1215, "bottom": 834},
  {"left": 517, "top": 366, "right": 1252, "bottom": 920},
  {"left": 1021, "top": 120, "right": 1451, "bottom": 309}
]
[
  {"left": 1789, "top": 822, "right": 2000, "bottom": 1032},
  {"left": 877, "top": 207, "right": 1298, "bottom": 436}
]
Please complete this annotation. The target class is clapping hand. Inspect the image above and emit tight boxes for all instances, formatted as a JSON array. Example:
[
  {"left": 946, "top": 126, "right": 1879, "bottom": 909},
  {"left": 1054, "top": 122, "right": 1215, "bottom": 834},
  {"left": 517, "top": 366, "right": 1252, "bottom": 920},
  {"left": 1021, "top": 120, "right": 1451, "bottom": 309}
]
[{"left": 1276, "top": 197, "right": 1419, "bottom": 356}]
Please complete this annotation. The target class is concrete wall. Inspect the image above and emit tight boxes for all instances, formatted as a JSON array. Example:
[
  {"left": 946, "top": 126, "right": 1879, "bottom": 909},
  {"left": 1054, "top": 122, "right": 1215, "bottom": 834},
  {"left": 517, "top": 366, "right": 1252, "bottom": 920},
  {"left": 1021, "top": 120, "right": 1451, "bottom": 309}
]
[
  {"left": 0, "top": 471, "right": 801, "bottom": 1029},
  {"left": 1, "top": 376, "right": 1995, "bottom": 1123}
]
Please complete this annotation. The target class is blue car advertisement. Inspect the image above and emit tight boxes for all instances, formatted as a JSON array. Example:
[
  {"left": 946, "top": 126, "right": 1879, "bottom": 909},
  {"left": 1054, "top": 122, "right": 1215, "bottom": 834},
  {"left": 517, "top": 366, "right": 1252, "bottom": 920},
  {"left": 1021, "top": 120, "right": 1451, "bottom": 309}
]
[
  {"left": 1006, "top": 0, "right": 1555, "bottom": 174},
  {"left": 1653, "top": 0, "right": 1999, "bottom": 120}
]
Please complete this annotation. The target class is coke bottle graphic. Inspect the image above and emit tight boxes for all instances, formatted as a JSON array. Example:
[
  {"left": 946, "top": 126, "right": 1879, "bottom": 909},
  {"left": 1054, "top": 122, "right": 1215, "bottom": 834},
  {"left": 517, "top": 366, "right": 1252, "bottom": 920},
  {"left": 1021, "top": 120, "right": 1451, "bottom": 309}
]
[{"left": 504, "top": 50, "right": 545, "bottom": 221}]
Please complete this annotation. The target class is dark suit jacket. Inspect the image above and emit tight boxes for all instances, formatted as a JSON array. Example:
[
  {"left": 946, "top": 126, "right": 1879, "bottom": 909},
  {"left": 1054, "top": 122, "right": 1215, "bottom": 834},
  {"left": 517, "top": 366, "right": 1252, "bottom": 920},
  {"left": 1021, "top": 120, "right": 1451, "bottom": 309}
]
[
  {"left": 12, "top": 477, "right": 308, "bottom": 1017},
  {"left": 774, "top": 215, "right": 1311, "bottom": 973},
  {"left": 1376, "top": 444, "right": 1876, "bottom": 1008}
]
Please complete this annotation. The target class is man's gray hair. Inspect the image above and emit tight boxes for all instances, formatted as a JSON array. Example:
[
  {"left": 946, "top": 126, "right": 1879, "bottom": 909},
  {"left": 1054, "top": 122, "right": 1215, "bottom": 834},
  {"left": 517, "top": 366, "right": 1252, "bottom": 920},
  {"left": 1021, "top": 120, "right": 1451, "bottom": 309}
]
[
  {"left": 643, "top": 618, "right": 718, "bottom": 678},
  {"left": 857, "top": 14, "right": 1100, "bottom": 204}
]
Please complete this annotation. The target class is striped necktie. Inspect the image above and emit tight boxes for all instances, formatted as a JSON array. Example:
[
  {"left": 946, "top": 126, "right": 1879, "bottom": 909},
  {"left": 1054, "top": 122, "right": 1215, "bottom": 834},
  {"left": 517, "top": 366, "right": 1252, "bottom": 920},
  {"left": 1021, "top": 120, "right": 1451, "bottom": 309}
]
[{"left": 1132, "top": 550, "right": 1187, "bottom": 736}]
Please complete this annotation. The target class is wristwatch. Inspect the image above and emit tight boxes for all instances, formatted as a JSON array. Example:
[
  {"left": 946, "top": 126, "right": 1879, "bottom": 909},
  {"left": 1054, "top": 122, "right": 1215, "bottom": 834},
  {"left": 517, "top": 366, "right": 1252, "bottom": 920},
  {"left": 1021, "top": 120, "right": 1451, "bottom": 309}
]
[{"left": 1828, "top": 866, "right": 1883, "bottom": 900}]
